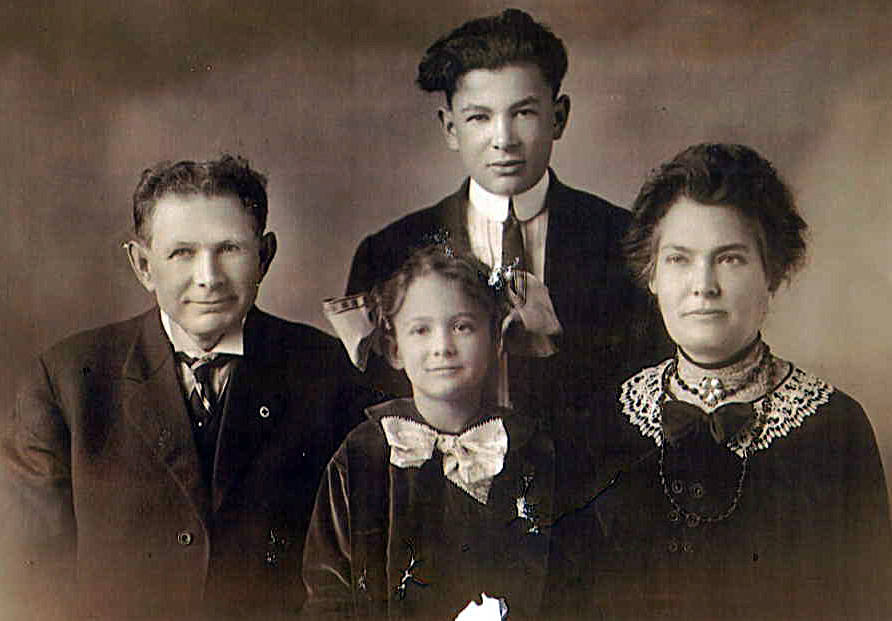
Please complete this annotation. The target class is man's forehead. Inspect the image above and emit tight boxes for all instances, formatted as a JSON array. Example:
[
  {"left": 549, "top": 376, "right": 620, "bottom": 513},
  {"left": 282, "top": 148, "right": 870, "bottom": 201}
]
[{"left": 146, "top": 192, "right": 258, "bottom": 245}]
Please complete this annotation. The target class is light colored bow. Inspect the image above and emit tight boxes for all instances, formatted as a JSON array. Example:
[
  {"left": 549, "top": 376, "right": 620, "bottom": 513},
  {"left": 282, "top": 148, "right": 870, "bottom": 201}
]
[
  {"left": 499, "top": 270, "right": 562, "bottom": 357},
  {"left": 380, "top": 416, "right": 508, "bottom": 504},
  {"left": 322, "top": 294, "right": 376, "bottom": 371}
]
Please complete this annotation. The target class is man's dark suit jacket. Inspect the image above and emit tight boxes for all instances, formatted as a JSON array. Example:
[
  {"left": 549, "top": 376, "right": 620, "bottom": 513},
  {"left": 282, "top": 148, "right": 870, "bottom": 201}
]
[
  {"left": 347, "top": 172, "right": 671, "bottom": 417},
  {"left": 1, "top": 307, "right": 374, "bottom": 620}
]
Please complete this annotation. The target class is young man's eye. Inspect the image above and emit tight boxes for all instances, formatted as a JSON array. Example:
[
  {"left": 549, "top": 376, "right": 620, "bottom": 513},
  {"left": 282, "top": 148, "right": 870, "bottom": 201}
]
[
  {"left": 168, "top": 248, "right": 193, "bottom": 259},
  {"left": 220, "top": 243, "right": 241, "bottom": 253},
  {"left": 515, "top": 108, "right": 537, "bottom": 117},
  {"left": 466, "top": 114, "right": 488, "bottom": 123}
]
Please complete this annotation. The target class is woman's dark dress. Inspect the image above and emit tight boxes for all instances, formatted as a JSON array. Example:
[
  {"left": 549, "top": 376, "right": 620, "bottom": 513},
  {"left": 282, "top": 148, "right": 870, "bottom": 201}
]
[
  {"left": 552, "top": 359, "right": 891, "bottom": 621},
  {"left": 301, "top": 398, "right": 555, "bottom": 620}
]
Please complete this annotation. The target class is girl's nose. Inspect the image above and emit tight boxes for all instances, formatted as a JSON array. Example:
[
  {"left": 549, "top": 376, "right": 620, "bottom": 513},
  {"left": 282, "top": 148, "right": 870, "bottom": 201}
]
[{"left": 431, "top": 329, "right": 456, "bottom": 356}]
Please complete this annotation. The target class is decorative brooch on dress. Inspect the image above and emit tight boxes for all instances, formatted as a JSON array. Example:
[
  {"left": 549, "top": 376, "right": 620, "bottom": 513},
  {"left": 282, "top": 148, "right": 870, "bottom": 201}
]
[{"left": 513, "top": 472, "right": 541, "bottom": 535}]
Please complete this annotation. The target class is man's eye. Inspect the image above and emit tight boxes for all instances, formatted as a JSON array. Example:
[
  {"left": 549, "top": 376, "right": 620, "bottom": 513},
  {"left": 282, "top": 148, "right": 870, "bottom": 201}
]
[
  {"left": 221, "top": 243, "right": 241, "bottom": 253},
  {"left": 515, "top": 108, "right": 536, "bottom": 117},
  {"left": 466, "top": 114, "right": 488, "bottom": 122},
  {"left": 169, "top": 248, "right": 193, "bottom": 259}
]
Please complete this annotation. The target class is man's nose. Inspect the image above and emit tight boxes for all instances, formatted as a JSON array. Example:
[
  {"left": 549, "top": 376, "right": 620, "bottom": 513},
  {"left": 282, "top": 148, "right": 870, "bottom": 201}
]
[
  {"left": 194, "top": 251, "right": 223, "bottom": 288},
  {"left": 491, "top": 116, "right": 518, "bottom": 150}
]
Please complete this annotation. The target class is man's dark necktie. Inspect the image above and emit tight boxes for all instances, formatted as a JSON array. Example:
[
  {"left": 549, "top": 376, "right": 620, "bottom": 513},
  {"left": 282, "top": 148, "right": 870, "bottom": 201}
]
[
  {"left": 501, "top": 197, "right": 524, "bottom": 272},
  {"left": 177, "top": 352, "right": 237, "bottom": 429}
]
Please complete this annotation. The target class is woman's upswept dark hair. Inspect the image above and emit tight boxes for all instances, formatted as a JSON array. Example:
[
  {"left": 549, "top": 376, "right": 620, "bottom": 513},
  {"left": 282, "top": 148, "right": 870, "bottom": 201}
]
[
  {"left": 624, "top": 143, "right": 808, "bottom": 292},
  {"left": 372, "top": 244, "right": 504, "bottom": 348},
  {"left": 132, "top": 154, "right": 268, "bottom": 242},
  {"left": 417, "top": 8, "right": 568, "bottom": 106}
]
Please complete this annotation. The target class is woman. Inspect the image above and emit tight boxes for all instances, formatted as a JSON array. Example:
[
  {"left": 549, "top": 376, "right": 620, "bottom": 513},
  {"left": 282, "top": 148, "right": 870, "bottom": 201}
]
[{"left": 551, "top": 144, "right": 891, "bottom": 621}]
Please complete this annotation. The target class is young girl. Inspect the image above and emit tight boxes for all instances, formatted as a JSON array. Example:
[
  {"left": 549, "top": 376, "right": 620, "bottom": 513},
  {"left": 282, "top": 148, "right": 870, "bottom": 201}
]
[{"left": 303, "top": 246, "right": 558, "bottom": 620}]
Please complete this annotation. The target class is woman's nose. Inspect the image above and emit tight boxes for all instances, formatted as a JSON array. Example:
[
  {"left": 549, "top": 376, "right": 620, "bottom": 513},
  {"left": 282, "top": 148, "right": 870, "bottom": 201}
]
[{"left": 691, "top": 262, "right": 720, "bottom": 297}]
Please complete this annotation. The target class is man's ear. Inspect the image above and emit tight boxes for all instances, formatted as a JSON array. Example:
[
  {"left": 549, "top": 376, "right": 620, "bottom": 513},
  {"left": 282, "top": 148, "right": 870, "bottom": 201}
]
[
  {"left": 124, "top": 240, "right": 156, "bottom": 293},
  {"left": 438, "top": 107, "right": 460, "bottom": 151},
  {"left": 258, "top": 231, "right": 277, "bottom": 280},
  {"left": 552, "top": 94, "right": 570, "bottom": 140},
  {"left": 384, "top": 337, "right": 405, "bottom": 370}
]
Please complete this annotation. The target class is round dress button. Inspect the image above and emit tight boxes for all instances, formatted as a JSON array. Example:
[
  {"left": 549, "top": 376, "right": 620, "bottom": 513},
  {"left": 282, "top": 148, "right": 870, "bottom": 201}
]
[
  {"left": 671, "top": 480, "right": 685, "bottom": 495},
  {"left": 667, "top": 539, "right": 679, "bottom": 553},
  {"left": 690, "top": 482, "right": 705, "bottom": 498},
  {"left": 177, "top": 530, "right": 194, "bottom": 546},
  {"left": 668, "top": 510, "right": 681, "bottom": 523},
  {"left": 259, "top": 405, "right": 270, "bottom": 418},
  {"left": 682, "top": 542, "right": 694, "bottom": 553}
]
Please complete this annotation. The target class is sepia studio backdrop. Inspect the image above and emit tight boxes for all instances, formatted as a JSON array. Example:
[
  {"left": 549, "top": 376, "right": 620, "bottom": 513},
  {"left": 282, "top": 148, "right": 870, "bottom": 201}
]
[{"left": 2, "top": 0, "right": 891, "bottom": 526}]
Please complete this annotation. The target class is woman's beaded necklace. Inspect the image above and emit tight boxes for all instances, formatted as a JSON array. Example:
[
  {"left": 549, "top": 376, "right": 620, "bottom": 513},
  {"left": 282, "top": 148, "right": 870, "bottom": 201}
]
[
  {"left": 657, "top": 343, "right": 775, "bottom": 527},
  {"left": 671, "top": 342, "right": 771, "bottom": 408}
]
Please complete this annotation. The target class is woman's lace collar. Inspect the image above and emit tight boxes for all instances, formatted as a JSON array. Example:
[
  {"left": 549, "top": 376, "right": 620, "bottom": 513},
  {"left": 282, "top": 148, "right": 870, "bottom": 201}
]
[{"left": 619, "top": 357, "right": 835, "bottom": 457}]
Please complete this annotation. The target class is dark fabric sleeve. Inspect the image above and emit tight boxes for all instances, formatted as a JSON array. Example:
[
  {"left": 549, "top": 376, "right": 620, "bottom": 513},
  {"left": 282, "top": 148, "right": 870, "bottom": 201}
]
[
  {"left": 346, "top": 235, "right": 376, "bottom": 296},
  {"left": 0, "top": 357, "right": 77, "bottom": 618},
  {"left": 835, "top": 396, "right": 892, "bottom": 619},
  {"left": 301, "top": 446, "right": 356, "bottom": 619}
]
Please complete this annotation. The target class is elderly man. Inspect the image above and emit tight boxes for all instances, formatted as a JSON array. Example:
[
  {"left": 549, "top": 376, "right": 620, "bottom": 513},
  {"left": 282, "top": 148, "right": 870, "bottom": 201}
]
[{"left": 1, "top": 155, "right": 373, "bottom": 620}]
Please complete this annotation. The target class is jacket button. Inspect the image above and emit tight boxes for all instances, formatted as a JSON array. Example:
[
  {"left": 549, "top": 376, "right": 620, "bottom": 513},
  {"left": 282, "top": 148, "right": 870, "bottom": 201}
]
[{"left": 177, "top": 530, "right": 194, "bottom": 546}]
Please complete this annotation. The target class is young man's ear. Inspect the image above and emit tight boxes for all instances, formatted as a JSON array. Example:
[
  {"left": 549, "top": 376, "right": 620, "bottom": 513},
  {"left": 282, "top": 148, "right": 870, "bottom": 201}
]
[
  {"left": 438, "top": 107, "right": 460, "bottom": 152},
  {"left": 124, "top": 240, "right": 156, "bottom": 293},
  {"left": 384, "top": 337, "right": 405, "bottom": 371},
  {"left": 552, "top": 94, "right": 570, "bottom": 140},
  {"left": 258, "top": 231, "right": 278, "bottom": 280}
]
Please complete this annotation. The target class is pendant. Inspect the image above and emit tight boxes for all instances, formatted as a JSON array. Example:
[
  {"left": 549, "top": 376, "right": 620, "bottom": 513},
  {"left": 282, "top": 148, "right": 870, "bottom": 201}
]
[{"left": 698, "top": 376, "right": 726, "bottom": 407}]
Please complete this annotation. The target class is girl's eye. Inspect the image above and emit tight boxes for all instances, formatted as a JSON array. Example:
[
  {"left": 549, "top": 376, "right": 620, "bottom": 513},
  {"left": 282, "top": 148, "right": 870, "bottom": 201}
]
[
  {"left": 719, "top": 254, "right": 746, "bottom": 265},
  {"left": 454, "top": 322, "right": 474, "bottom": 334},
  {"left": 409, "top": 325, "right": 428, "bottom": 336}
]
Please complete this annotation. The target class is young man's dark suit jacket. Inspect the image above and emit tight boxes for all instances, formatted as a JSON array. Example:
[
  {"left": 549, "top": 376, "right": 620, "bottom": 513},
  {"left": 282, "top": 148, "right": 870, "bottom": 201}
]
[
  {"left": 347, "top": 171, "right": 671, "bottom": 419},
  {"left": 0, "top": 306, "right": 376, "bottom": 620}
]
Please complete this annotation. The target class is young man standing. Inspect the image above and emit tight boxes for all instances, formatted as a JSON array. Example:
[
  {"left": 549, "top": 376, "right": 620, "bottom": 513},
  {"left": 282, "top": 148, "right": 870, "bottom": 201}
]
[
  {"left": 347, "top": 9, "right": 670, "bottom": 414},
  {"left": 1, "top": 155, "right": 372, "bottom": 620}
]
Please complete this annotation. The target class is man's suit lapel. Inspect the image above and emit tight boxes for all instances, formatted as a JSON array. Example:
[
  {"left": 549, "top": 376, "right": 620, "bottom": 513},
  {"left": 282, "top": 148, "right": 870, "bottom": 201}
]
[
  {"left": 440, "top": 180, "right": 472, "bottom": 253},
  {"left": 211, "top": 309, "right": 288, "bottom": 512},
  {"left": 121, "top": 310, "right": 210, "bottom": 520}
]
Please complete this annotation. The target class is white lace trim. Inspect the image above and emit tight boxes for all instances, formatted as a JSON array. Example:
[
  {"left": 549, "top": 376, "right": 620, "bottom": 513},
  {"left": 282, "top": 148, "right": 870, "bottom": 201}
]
[{"left": 619, "top": 358, "right": 835, "bottom": 458}]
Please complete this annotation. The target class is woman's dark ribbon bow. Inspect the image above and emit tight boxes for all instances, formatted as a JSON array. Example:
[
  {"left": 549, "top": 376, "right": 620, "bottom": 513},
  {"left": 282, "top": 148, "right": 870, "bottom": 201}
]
[{"left": 661, "top": 400, "right": 754, "bottom": 446}]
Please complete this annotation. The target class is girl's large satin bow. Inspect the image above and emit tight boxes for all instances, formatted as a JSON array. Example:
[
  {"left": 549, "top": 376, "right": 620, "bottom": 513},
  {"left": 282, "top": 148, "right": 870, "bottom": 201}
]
[{"left": 380, "top": 416, "right": 508, "bottom": 504}]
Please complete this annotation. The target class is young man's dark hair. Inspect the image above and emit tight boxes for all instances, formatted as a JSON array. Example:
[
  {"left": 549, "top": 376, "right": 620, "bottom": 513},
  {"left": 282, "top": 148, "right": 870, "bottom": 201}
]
[{"left": 417, "top": 8, "right": 568, "bottom": 105}]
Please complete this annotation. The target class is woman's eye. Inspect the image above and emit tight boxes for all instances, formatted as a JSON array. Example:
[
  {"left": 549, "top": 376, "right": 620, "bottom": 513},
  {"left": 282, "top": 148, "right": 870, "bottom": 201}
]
[{"left": 664, "top": 254, "right": 687, "bottom": 264}]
